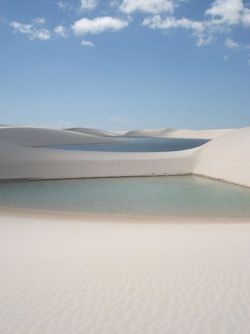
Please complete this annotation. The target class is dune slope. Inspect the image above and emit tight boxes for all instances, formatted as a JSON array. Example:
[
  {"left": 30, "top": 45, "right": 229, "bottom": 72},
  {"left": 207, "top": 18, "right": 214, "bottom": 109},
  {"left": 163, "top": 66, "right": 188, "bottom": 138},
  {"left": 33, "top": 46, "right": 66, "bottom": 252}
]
[
  {"left": 65, "top": 127, "right": 121, "bottom": 137},
  {"left": 0, "top": 126, "right": 249, "bottom": 187},
  {"left": 0, "top": 126, "right": 118, "bottom": 146},
  {"left": 124, "top": 128, "right": 232, "bottom": 139},
  {"left": 194, "top": 127, "right": 250, "bottom": 187}
]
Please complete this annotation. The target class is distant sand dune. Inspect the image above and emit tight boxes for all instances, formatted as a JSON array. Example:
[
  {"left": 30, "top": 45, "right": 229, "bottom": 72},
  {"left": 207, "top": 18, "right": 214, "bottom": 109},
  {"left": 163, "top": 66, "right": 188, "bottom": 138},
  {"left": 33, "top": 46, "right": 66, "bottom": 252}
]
[
  {"left": 0, "top": 126, "right": 119, "bottom": 146},
  {"left": 65, "top": 127, "right": 122, "bottom": 137},
  {"left": 0, "top": 125, "right": 249, "bottom": 187},
  {"left": 124, "top": 128, "right": 232, "bottom": 139}
]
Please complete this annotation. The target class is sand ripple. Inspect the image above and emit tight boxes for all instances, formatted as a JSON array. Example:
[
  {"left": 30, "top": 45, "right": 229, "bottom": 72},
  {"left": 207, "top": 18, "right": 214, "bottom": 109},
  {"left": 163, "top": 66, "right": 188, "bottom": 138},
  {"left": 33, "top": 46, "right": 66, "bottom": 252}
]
[{"left": 0, "top": 216, "right": 249, "bottom": 333}]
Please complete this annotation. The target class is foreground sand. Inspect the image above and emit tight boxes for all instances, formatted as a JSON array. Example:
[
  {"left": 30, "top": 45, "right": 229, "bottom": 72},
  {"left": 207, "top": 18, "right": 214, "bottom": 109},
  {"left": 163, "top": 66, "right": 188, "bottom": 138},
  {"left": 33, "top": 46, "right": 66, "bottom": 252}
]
[{"left": 0, "top": 211, "right": 249, "bottom": 334}]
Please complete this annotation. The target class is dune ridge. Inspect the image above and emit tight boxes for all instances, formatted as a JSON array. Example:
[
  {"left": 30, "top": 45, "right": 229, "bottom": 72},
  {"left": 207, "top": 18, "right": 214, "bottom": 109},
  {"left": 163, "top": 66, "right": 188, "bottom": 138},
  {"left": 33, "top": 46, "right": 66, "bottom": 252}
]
[
  {"left": 123, "top": 127, "right": 232, "bottom": 139},
  {"left": 65, "top": 127, "right": 123, "bottom": 137},
  {"left": 0, "top": 125, "right": 249, "bottom": 187},
  {"left": 0, "top": 126, "right": 120, "bottom": 146}
]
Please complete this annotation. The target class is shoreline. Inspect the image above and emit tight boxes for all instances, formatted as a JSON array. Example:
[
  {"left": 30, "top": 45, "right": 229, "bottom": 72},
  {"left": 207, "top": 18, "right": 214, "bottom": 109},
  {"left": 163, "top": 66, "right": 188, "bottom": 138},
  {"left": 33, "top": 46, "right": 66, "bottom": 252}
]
[
  {"left": 1, "top": 207, "right": 250, "bottom": 223},
  {"left": 1, "top": 172, "right": 250, "bottom": 190}
]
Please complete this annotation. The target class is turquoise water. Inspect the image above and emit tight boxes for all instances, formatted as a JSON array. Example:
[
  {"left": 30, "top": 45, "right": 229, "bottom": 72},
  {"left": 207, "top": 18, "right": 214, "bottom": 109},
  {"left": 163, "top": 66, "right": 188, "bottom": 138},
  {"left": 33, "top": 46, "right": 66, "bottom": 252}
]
[
  {"left": 0, "top": 176, "right": 250, "bottom": 217},
  {"left": 43, "top": 137, "right": 209, "bottom": 152}
]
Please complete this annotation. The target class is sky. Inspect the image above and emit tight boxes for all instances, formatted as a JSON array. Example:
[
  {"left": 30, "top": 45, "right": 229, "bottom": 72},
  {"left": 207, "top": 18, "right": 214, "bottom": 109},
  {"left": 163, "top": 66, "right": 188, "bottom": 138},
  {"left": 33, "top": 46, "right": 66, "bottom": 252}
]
[{"left": 0, "top": 0, "right": 250, "bottom": 130}]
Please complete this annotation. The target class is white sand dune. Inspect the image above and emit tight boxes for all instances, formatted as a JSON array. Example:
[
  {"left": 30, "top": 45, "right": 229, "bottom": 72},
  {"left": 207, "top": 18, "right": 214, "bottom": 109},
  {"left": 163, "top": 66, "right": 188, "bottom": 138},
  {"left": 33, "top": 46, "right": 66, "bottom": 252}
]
[
  {"left": 65, "top": 127, "right": 122, "bottom": 137},
  {"left": 195, "top": 127, "right": 250, "bottom": 187},
  {"left": 0, "top": 125, "right": 249, "bottom": 187},
  {"left": 0, "top": 124, "right": 250, "bottom": 334},
  {"left": 0, "top": 141, "right": 195, "bottom": 180},
  {"left": 124, "top": 127, "right": 232, "bottom": 139},
  {"left": 64, "top": 127, "right": 230, "bottom": 139},
  {"left": 0, "top": 126, "right": 119, "bottom": 146},
  {"left": 0, "top": 213, "right": 249, "bottom": 334}
]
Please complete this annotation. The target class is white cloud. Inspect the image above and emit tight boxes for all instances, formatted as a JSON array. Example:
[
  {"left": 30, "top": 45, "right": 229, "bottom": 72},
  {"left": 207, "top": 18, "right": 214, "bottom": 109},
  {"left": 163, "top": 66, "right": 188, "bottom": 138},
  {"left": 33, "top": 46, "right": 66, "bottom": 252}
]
[
  {"left": 110, "top": 0, "right": 120, "bottom": 8},
  {"left": 120, "top": 0, "right": 175, "bottom": 14},
  {"left": 10, "top": 19, "right": 50, "bottom": 40},
  {"left": 225, "top": 37, "right": 239, "bottom": 48},
  {"left": 80, "top": 0, "right": 98, "bottom": 11},
  {"left": 205, "top": 0, "right": 244, "bottom": 25},
  {"left": 203, "top": 1, "right": 250, "bottom": 44},
  {"left": 142, "top": 0, "right": 250, "bottom": 47},
  {"left": 57, "top": 0, "right": 67, "bottom": 10},
  {"left": 57, "top": 0, "right": 73, "bottom": 11},
  {"left": 32, "top": 17, "right": 46, "bottom": 25},
  {"left": 206, "top": 0, "right": 250, "bottom": 27},
  {"left": 143, "top": 15, "right": 204, "bottom": 32},
  {"left": 81, "top": 39, "right": 95, "bottom": 47},
  {"left": 242, "top": 7, "right": 250, "bottom": 26},
  {"left": 54, "top": 25, "right": 68, "bottom": 37},
  {"left": 143, "top": 15, "right": 206, "bottom": 45},
  {"left": 72, "top": 16, "right": 129, "bottom": 35}
]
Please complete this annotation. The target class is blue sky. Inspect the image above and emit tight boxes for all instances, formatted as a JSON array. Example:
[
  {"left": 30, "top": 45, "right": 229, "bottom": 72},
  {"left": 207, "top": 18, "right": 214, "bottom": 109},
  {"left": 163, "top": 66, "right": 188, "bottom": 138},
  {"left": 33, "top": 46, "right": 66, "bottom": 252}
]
[{"left": 0, "top": 0, "right": 250, "bottom": 130}]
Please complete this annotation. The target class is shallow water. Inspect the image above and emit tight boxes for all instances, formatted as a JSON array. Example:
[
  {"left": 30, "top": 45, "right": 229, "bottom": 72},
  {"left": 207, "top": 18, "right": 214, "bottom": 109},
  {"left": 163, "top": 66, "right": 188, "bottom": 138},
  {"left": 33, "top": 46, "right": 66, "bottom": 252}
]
[
  {"left": 43, "top": 137, "right": 209, "bottom": 152},
  {"left": 0, "top": 176, "right": 250, "bottom": 217}
]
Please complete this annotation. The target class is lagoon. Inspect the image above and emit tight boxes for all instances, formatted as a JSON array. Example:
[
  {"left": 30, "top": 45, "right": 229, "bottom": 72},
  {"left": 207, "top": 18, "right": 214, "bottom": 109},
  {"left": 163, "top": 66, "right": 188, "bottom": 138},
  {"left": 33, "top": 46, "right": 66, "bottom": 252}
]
[
  {"left": 1, "top": 176, "right": 250, "bottom": 218},
  {"left": 43, "top": 137, "right": 209, "bottom": 152}
]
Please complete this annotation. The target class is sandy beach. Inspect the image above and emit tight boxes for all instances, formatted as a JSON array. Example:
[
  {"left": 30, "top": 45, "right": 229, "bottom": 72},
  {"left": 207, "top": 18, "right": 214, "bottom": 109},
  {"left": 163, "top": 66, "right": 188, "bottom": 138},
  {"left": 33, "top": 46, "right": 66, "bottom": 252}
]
[{"left": 0, "top": 210, "right": 249, "bottom": 334}]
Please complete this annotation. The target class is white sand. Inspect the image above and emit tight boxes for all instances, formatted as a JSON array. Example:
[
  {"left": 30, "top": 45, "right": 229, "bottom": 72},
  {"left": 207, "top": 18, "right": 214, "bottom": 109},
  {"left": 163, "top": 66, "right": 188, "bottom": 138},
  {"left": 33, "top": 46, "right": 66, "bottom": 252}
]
[
  {"left": 1, "top": 125, "right": 249, "bottom": 333},
  {"left": 0, "top": 125, "right": 249, "bottom": 187},
  {"left": 0, "top": 126, "right": 120, "bottom": 145},
  {"left": 65, "top": 127, "right": 123, "bottom": 137},
  {"left": 0, "top": 212, "right": 249, "bottom": 334},
  {"left": 124, "top": 127, "right": 232, "bottom": 139},
  {"left": 195, "top": 127, "right": 250, "bottom": 187},
  {"left": 0, "top": 126, "right": 196, "bottom": 180}
]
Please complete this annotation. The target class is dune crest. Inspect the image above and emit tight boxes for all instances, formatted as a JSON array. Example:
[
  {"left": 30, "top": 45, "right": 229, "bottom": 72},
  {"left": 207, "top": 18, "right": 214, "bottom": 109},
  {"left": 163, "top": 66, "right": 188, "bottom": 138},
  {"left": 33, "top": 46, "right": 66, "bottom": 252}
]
[
  {"left": 124, "top": 128, "right": 232, "bottom": 139},
  {"left": 0, "top": 126, "right": 119, "bottom": 146},
  {"left": 65, "top": 127, "right": 122, "bottom": 137}
]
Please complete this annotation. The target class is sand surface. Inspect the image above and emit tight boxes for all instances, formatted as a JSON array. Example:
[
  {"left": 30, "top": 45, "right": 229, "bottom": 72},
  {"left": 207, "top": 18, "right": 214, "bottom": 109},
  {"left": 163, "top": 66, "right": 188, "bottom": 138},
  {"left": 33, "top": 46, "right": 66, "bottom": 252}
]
[
  {"left": 0, "top": 125, "right": 250, "bottom": 187},
  {"left": 124, "top": 127, "right": 232, "bottom": 139},
  {"left": 0, "top": 212, "right": 249, "bottom": 334}
]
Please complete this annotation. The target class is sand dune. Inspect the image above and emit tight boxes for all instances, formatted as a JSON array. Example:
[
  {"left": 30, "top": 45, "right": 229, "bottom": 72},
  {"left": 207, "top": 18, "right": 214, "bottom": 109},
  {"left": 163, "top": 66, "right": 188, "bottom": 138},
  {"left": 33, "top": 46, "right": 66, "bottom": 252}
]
[
  {"left": 0, "top": 213, "right": 249, "bottom": 334},
  {"left": 124, "top": 127, "right": 232, "bottom": 139},
  {"left": 65, "top": 127, "right": 122, "bottom": 137},
  {"left": 0, "top": 141, "right": 195, "bottom": 180},
  {"left": 195, "top": 127, "right": 250, "bottom": 187},
  {"left": 64, "top": 127, "right": 230, "bottom": 139},
  {"left": 0, "top": 125, "right": 249, "bottom": 187},
  {"left": 0, "top": 124, "right": 250, "bottom": 334},
  {"left": 0, "top": 126, "right": 121, "bottom": 146}
]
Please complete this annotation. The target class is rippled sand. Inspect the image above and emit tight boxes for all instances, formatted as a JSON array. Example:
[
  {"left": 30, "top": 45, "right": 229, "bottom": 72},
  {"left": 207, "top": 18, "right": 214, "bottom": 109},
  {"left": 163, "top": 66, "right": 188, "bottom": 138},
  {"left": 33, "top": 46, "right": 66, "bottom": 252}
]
[{"left": 0, "top": 213, "right": 249, "bottom": 334}]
